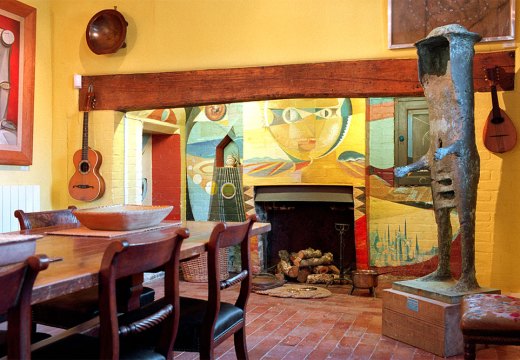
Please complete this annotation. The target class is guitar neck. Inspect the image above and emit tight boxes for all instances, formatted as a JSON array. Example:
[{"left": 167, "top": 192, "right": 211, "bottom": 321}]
[
  {"left": 490, "top": 85, "right": 503, "bottom": 122},
  {"left": 81, "top": 111, "right": 89, "bottom": 160}
]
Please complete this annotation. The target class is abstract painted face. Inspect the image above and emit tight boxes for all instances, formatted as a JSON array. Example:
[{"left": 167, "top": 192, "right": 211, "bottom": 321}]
[{"left": 264, "top": 98, "right": 351, "bottom": 162}]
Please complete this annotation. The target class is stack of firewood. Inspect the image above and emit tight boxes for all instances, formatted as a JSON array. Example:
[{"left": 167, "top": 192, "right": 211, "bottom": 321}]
[{"left": 276, "top": 248, "right": 341, "bottom": 284}]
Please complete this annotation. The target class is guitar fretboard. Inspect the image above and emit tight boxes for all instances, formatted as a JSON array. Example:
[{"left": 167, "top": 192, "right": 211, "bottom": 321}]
[{"left": 81, "top": 112, "right": 89, "bottom": 161}]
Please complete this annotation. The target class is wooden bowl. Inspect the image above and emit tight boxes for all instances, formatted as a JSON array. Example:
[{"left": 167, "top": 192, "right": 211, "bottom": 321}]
[
  {"left": 86, "top": 9, "right": 128, "bottom": 55},
  {"left": 0, "top": 234, "right": 40, "bottom": 266},
  {"left": 73, "top": 205, "right": 173, "bottom": 231}
]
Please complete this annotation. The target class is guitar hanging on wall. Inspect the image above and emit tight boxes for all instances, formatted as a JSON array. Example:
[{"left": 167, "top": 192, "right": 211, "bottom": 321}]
[
  {"left": 68, "top": 84, "right": 105, "bottom": 201},
  {"left": 482, "top": 66, "right": 517, "bottom": 153}
]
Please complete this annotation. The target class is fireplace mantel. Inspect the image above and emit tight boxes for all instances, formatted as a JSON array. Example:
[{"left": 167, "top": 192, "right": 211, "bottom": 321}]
[
  {"left": 255, "top": 185, "right": 354, "bottom": 203},
  {"left": 78, "top": 51, "right": 514, "bottom": 112}
]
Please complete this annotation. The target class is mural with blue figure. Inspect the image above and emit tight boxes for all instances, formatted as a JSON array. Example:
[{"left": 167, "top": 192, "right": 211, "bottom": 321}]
[{"left": 186, "top": 103, "right": 243, "bottom": 220}]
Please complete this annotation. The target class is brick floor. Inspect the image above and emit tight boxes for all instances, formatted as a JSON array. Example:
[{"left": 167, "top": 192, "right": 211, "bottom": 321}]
[
  {"left": 4, "top": 276, "right": 516, "bottom": 359},
  {"left": 166, "top": 276, "right": 520, "bottom": 360}
]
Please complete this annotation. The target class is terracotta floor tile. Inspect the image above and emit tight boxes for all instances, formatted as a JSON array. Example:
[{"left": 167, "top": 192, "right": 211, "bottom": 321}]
[
  {"left": 360, "top": 332, "right": 381, "bottom": 345},
  {"left": 339, "top": 335, "right": 362, "bottom": 348},
  {"left": 264, "top": 343, "right": 295, "bottom": 358},
  {"left": 351, "top": 342, "right": 376, "bottom": 359},
  {"left": 369, "top": 350, "right": 393, "bottom": 360},
  {"left": 173, "top": 351, "right": 198, "bottom": 359}
]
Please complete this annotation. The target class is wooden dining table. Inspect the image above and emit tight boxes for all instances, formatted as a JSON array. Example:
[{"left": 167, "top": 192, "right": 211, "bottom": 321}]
[{"left": 16, "top": 220, "right": 271, "bottom": 305}]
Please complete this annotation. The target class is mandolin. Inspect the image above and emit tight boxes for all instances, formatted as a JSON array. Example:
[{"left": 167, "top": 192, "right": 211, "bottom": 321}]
[
  {"left": 68, "top": 85, "right": 105, "bottom": 201},
  {"left": 482, "top": 66, "right": 517, "bottom": 153}
]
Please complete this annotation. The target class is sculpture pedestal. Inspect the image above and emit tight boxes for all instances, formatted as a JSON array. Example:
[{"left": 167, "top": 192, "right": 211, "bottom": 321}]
[{"left": 382, "top": 281, "right": 500, "bottom": 357}]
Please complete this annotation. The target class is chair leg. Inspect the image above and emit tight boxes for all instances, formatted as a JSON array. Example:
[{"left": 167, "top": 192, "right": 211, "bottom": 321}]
[
  {"left": 464, "top": 342, "right": 476, "bottom": 360},
  {"left": 199, "top": 342, "right": 215, "bottom": 360},
  {"left": 234, "top": 327, "right": 249, "bottom": 360}
]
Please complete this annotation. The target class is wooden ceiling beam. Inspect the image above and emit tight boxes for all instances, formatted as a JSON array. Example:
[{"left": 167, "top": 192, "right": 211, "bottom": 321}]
[{"left": 79, "top": 51, "right": 515, "bottom": 112}]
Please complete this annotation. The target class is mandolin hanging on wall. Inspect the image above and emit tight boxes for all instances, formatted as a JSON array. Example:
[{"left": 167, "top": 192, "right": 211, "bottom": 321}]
[
  {"left": 482, "top": 66, "right": 517, "bottom": 153},
  {"left": 68, "top": 85, "right": 105, "bottom": 201}
]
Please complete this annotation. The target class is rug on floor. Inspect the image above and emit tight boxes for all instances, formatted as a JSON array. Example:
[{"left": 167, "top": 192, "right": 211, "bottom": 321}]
[{"left": 255, "top": 284, "right": 332, "bottom": 298}]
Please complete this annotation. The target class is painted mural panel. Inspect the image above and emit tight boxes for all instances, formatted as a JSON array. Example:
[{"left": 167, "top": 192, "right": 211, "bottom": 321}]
[
  {"left": 184, "top": 98, "right": 365, "bottom": 221},
  {"left": 243, "top": 98, "right": 365, "bottom": 186},
  {"left": 367, "top": 98, "right": 460, "bottom": 271},
  {"left": 182, "top": 98, "right": 369, "bottom": 270},
  {"left": 185, "top": 104, "right": 243, "bottom": 221}
]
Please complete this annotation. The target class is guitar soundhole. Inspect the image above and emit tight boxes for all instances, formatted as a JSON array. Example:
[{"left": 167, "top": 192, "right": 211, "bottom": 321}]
[
  {"left": 491, "top": 116, "right": 504, "bottom": 125},
  {"left": 221, "top": 182, "right": 236, "bottom": 200},
  {"left": 79, "top": 160, "right": 91, "bottom": 174}
]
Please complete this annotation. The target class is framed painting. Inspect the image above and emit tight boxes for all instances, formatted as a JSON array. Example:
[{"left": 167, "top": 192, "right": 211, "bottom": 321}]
[
  {"left": 0, "top": 0, "right": 35, "bottom": 165},
  {"left": 388, "top": 0, "right": 516, "bottom": 49}
]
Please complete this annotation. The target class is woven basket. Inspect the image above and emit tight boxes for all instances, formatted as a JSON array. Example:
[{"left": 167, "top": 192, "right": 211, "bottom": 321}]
[{"left": 181, "top": 248, "right": 229, "bottom": 282}]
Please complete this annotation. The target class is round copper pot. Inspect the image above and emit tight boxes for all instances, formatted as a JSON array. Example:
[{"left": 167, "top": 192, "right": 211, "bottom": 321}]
[{"left": 351, "top": 269, "right": 379, "bottom": 289}]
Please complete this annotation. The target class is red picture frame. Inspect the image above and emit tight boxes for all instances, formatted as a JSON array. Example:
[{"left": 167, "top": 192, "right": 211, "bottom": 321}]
[{"left": 0, "top": 0, "right": 35, "bottom": 165}]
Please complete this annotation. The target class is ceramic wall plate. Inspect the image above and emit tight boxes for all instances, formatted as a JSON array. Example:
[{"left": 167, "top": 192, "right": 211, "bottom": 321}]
[{"left": 73, "top": 205, "right": 173, "bottom": 231}]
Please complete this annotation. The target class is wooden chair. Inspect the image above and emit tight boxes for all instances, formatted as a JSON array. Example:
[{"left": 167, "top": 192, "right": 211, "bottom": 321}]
[
  {"left": 14, "top": 207, "right": 79, "bottom": 230},
  {"left": 461, "top": 293, "right": 520, "bottom": 360},
  {"left": 174, "top": 215, "right": 257, "bottom": 360},
  {"left": 32, "top": 227, "right": 189, "bottom": 360},
  {"left": 0, "top": 255, "right": 49, "bottom": 359},
  {"left": 14, "top": 207, "right": 156, "bottom": 330}
]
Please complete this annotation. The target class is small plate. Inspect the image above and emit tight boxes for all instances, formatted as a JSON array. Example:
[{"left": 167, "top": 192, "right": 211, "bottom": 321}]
[{"left": 73, "top": 205, "right": 173, "bottom": 231}]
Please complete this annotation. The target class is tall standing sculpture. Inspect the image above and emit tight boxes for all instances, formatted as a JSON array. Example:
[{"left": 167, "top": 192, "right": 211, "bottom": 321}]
[{"left": 395, "top": 24, "right": 481, "bottom": 292}]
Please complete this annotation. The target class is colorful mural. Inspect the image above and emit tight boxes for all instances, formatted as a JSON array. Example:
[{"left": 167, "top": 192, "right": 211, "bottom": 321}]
[
  {"left": 243, "top": 98, "right": 365, "bottom": 185},
  {"left": 184, "top": 98, "right": 369, "bottom": 270},
  {"left": 185, "top": 98, "right": 366, "bottom": 220},
  {"left": 185, "top": 104, "right": 243, "bottom": 221},
  {"left": 137, "top": 97, "right": 448, "bottom": 273}
]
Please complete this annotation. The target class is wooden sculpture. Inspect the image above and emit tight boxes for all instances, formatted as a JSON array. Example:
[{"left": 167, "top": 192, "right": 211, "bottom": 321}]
[{"left": 395, "top": 24, "right": 481, "bottom": 292}]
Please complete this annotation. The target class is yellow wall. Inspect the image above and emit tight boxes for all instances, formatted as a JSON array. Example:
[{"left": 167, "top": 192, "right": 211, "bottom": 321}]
[{"left": 1, "top": 0, "right": 519, "bottom": 291}]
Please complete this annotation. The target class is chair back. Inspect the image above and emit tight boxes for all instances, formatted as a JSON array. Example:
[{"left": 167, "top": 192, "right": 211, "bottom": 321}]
[
  {"left": 98, "top": 228, "right": 189, "bottom": 360},
  {"left": 14, "top": 206, "right": 79, "bottom": 230},
  {"left": 205, "top": 215, "right": 257, "bottom": 334},
  {"left": 0, "top": 255, "right": 49, "bottom": 359}
]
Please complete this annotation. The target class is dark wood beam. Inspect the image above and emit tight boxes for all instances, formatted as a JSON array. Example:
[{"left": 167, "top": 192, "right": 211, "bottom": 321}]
[{"left": 80, "top": 51, "right": 515, "bottom": 112}]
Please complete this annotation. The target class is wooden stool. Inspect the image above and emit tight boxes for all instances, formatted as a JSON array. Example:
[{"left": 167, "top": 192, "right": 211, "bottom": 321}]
[{"left": 461, "top": 293, "right": 520, "bottom": 360}]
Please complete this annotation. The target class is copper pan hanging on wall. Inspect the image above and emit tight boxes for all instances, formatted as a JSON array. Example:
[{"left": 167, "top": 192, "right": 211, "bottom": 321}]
[{"left": 86, "top": 7, "right": 128, "bottom": 55}]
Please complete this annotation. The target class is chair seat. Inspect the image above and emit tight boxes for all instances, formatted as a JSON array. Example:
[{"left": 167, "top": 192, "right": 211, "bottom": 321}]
[
  {"left": 174, "top": 296, "right": 244, "bottom": 351},
  {"left": 32, "top": 286, "right": 155, "bottom": 328},
  {"left": 461, "top": 293, "right": 520, "bottom": 335},
  {"left": 32, "top": 333, "right": 166, "bottom": 360}
]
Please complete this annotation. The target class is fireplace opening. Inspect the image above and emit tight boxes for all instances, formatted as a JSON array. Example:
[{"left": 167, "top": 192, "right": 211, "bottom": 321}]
[{"left": 254, "top": 185, "right": 356, "bottom": 275}]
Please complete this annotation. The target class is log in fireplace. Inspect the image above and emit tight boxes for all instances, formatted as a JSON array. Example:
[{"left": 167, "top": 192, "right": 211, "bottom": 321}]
[{"left": 254, "top": 185, "right": 356, "bottom": 274}]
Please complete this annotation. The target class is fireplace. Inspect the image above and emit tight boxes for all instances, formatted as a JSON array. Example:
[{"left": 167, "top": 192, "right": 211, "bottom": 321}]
[{"left": 254, "top": 185, "right": 356, "bottom": 274}]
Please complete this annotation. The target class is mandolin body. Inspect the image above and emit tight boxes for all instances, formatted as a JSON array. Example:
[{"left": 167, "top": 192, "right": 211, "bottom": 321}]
[
  {"left": 483, "top": 108, "right": 517, "bottom": 153},
  {"left": 68, "top": 147, "right": 105, "bottom": 201}
]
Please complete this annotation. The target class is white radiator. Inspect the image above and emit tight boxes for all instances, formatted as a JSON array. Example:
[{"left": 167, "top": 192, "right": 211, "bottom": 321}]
[{"left": 0, "top": 185, "right": 40, "bottom": 232}]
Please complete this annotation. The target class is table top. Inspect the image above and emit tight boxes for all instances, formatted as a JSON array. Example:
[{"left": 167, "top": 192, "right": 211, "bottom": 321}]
[{"left": 17, "top": 220, "right": 270, "bottom": 304}]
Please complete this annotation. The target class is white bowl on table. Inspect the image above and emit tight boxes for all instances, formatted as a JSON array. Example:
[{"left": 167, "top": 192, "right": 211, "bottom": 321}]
[{"left": 0, "top": 234, "right": 41, "bottom": 266}]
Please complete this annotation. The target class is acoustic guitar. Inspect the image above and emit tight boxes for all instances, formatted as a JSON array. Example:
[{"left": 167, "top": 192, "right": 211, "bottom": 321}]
[
  {"left": 482, "top": 66, "right": 517, "bottom": 153},
  {"left": 68, "top": 85, "right": 105, "bottom": 201}
]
